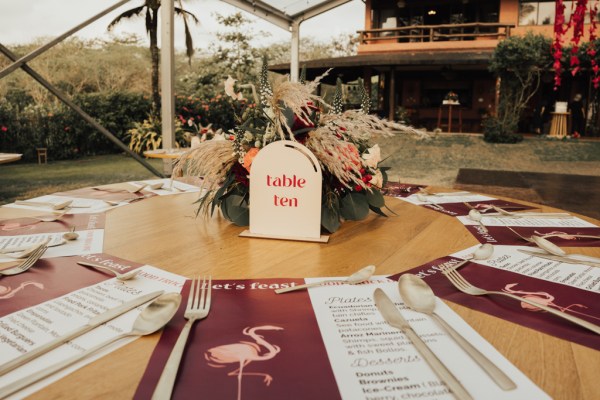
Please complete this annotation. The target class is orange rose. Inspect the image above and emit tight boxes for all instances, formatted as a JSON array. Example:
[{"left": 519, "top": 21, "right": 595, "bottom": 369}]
[{"left": 243, "top": 147, "right": 260, "bottom": 173}]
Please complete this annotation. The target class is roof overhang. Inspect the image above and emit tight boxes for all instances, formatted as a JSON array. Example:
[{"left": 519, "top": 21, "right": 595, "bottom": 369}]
[{"left": 269, "top": 50, "right": 494, "bottom": 82}]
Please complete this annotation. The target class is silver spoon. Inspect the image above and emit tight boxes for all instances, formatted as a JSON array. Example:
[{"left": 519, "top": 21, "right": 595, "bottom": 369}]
[
  {"left": 62, "top": 226, "right": 79, "bottom": 241},
  {"left": 0, "top": 292, "right": 181, "bottom": 399},
  {"left": 452, "top": 243, "right": 494, "bottom": 270},
  {"left": 31, "top": 211, "right": 67, "bottom": 222},
  {"left": 275, "top": 265, "right": 376, "bottom": 294},
  {"left": 399, "top": 274, "right": 517, "bottom": 390},
  {"left": 529, "top": 235, "right": 600, "bottom": 263},
  {"left": 416, "top": 193, "right": 445, "bottom": 211},
  {"left": 77, "top": 261, "right": 141, "bottom": 281},
  {"left": 14, "top": 199, "right": 73, "bottom": 210},
  {"left": 467, "top": 209, "right": 488, "bottom": 233}
]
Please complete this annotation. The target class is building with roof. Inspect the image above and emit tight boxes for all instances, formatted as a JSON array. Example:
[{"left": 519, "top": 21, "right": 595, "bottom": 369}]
[{"left": 268, "top": 0, "right": 593, "bottom": 134}]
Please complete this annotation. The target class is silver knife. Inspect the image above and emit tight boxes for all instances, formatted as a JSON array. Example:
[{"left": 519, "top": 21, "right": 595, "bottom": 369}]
[
  {"left": 518, "top": 249, "right": 600, "bottom": 268},
  {"left": 0, "top": 290, "right": 164, "bottom": 376},
  {"left": 373, "top": 288, "right": 473, "bottom": 400}
]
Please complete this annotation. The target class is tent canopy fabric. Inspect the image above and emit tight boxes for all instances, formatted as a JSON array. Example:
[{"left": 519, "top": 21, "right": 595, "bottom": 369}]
[{"left": 220, "top": 0, "right": 355, "bottom": 81}]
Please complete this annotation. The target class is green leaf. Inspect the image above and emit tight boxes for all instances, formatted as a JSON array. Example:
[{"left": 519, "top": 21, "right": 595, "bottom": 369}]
[
  {"left": 369, "top": 205, "right": 387, "bottom": 217},
  {"left": 340, "top": 192, "right": 369, "bottom": 221},
  {"left": 221, "top": 194, "right": 249, "bottom": 226},
  {"left": 321, "top": 202, "right": 341, "bottom": 233},
  {"left": 366, "top": 189, "right": 385, "bottom": 208}
]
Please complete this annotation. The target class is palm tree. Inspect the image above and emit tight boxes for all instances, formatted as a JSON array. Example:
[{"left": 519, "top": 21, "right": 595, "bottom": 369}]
[{"left": 108, "top": 0, "right": 199, "bottom": 116}]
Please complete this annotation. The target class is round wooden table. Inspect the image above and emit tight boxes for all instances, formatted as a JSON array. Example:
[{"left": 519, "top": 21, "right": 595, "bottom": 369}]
[{"left": 1, "top": 190, "right": 599, "bottom": 399}]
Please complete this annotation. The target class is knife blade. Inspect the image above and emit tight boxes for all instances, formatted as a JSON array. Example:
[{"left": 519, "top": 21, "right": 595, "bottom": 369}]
[
  {"left": 518, "top": 249, "right": 600, "bottom": 267},
  {"left": 373, "top": 288, "right": 473, "bottom": 400},
  {"left": 0, "top": 290, "right": 164, "bottom": 376}
]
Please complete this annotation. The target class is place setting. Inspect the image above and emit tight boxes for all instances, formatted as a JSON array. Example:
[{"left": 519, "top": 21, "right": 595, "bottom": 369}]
[
  {"left": 131, "top": 268, "right": 549, "bottom": 400},
  {"left": 392, "top": 244, "right": 600, "bottom": 351},
  {"left": 0, "top": 258, "right": 186, "bottom": 399}
]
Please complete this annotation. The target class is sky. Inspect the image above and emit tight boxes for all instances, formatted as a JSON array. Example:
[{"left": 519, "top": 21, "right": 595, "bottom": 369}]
[{"left": 0, "top": 0, "right": 365, "bottom": 50}]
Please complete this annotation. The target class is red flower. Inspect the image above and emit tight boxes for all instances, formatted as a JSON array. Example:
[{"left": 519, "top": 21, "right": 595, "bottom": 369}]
[{"left": 1, "top": 126, "right": 7, "bottom": 132}]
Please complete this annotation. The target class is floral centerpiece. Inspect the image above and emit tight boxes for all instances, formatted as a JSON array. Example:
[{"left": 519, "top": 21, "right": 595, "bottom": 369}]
[{"left": 175, "top": 59, "right": 424, "bottom": 233}]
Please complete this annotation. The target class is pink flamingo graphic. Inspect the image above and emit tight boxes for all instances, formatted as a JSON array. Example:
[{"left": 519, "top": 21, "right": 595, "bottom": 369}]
[
  {"left": 533, "top": 230, "right": 577, "bottom": 240},
  {"left": 502, "top": 283, "right": 600, "bottom": 321},
  {"left": 0, "top": 281, "right": 44, "bottom": 299},
  {"left": 205, "top": 325, "right": 283, "bottom": 400}
]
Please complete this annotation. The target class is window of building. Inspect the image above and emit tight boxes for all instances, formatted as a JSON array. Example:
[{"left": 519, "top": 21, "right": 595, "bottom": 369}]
[
  {"left": 519, "top": 1, "right": 593, "bottom": 26},
  {"left": 372, "top": 0, "right": 500, "bottom": 28}
]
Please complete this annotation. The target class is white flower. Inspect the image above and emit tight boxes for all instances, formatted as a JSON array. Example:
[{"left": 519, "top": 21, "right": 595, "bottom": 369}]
[
  {"left": 224, "top": 75, "right": 245, "bottom": 100},
  {"left": 371, "top": 169, "right": 384, "bottom": 188},
  {"left": 362, "top": 144, "right": 381, "bottom": 168},
  {"left": 243, "top": 131, "right": 254, "bottom": 142}
]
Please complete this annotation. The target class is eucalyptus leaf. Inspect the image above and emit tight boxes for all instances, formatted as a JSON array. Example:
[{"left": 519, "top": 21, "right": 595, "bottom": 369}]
[
  {"left": 366, "top": 189, "right": 385, "bottom": 208},
  {"left": 369, "top": 205, "right": 387, "bottom": 217},
  {"left": 321, "top": 203, "right": 341, "bottom": 233},
  {"left": 340, "top": 192, "right": 369, "bottom": 221},
  {"left": 222, "top": 194, "right": 249, "bottom": 226}
]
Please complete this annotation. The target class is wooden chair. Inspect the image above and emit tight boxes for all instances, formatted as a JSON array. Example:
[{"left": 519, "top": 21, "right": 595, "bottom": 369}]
[{"left": 36, "top": 148, "right": 47, "bottom": 164}]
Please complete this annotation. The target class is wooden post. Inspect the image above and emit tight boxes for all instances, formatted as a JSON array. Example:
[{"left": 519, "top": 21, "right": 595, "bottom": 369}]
[{"left": 160, "top": 0, "right": 175, "bottom": 176}]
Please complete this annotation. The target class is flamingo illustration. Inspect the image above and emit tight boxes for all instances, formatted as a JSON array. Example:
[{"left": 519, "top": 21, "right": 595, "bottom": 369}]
[
  {"left": 205, "top": 325, "right": 284, "bottom": 400},
  {"left": 0, "top": 281, "right": 44, "bottom": 299},
  {"left": 502, "top": 283, "right": 600, "bottom": 321}
]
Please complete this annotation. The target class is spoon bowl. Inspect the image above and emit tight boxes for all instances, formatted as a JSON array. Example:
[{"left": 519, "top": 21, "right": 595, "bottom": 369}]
[
  {"left": 275, "top": 265, "right": 376, "bottom": 294},
  {"left": 77, "top": 261, "right": 141, "bottom": 281},
  {"left": 63, "top": 226, "right": 79, "bottom": 241},
  {"left": 467, "top": 209, "right": 488, "bottom": 233},
  {"left": 451, "top": 243, "right": 494, "bottom": 270},
  {"left": 398, "top": 274, "right": 516, "bottom": 390},
  {"left": 530, "top": 235, "right": 567, "bottom": 256},
  {"left": 0, "top": 292, "right": 181, "bottom": 398}
]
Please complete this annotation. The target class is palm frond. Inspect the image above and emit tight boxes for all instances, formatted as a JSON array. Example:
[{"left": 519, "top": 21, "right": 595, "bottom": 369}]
[{"left": 107, "top": 6, "right": 146, "bottom": 31}]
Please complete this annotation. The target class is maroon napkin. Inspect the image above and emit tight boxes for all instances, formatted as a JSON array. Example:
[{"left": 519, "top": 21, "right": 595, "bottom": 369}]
[
  {"left": 442, "top": 199, "right": 533, "bottom": 217},
  {"left": 135, "top": 279, "right": 341, "bottom": 400},
  {"left": 382, "top": 182, "right": 426, "bottom": 198},
  {"left": 390, "top": 258, "right": 600, "bottom": 351},
  {"left": 465, "top": 225, "right": 600, "bottom": 247},
  {"left": 0, "top": 254, "right": 141, "bottom": 316},
  {"left": 0, "top": 213, "right": 105, "bottom": 236}
]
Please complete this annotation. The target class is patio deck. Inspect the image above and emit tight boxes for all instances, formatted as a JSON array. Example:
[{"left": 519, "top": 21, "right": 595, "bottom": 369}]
[{"left": 454, "top": 168, "right": 600, "bottom": 220}]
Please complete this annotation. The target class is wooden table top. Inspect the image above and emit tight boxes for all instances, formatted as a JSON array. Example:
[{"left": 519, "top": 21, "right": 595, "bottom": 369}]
[
  {"left": 0, "top": 153, "right": 22, "bottom": 164},
  {"left": 143, "top": 149, "right": 189, "bottom": 159},
  {"left": 1, "top": 190, "right": 599, "bottom": 400}
]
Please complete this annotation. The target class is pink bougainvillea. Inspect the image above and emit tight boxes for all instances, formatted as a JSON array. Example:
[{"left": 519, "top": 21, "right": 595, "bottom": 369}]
[{"left": 553, "top": 0, "right": 600, "bottom": 88}]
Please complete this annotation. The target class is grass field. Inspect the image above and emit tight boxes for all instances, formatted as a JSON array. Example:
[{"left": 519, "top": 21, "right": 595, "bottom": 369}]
[
  {"left": 0, "top": 154, "right": 163, "bottom": 204},
  {"left": 2, "top": 134, "right": 600, "bottom": 206}
]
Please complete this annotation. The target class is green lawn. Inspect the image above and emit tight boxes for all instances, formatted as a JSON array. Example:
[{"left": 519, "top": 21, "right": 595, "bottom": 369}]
[
  {"left": 0, "top": 154, "right": 164, "bottom": 204},
  {"left": 2, "top": 135, "right": 600, "bottom": 206}
]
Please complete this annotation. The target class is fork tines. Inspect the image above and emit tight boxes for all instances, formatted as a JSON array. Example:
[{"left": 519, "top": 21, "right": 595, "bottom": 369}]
[
  {"left": 1, "top": 244, "right": 48, "bottom": 276},
  {"left": 189, "top": 276, "right": 212, "bottom": 312}
]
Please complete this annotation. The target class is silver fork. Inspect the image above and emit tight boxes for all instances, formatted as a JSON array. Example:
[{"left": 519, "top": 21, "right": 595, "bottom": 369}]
[
  {"left": 442, "top": 266, "right": 600, "bottom": 335},
  {"left": 0, "top": 243, "right": 48, "bottom": 277},
  {"left": 152, "top": 276, "right": 212, "bottom": 399}
]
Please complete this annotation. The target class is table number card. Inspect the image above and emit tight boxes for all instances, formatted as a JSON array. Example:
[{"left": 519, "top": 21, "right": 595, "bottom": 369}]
[{"left": 241, "top": 140, "right": 328, "bottom": 242}]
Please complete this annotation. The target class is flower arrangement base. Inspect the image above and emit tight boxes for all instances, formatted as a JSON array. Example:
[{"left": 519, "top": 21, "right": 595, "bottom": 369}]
[{"left": 239, "top": 230, "right": 330, "bottom": 243}]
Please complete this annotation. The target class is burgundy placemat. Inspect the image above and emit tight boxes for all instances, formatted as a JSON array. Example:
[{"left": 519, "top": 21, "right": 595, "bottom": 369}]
[
  {"left": 382, "top": 182, "right": 426, "bottom": 198},
  {"left": 0, "top": 254, "right": 142, "bottom": 316},
  {"left": 465, "top": 225, "right": 600, "bottom": 247},
  {"left": 442, "top": 199, "right": 534, "bottom": 217},
  {"left": 390, "top": 258, "right": 600, "bottom": 351},
  {"left": 135, "top": 279, "right": 341, "bottom": 400},
  {"left": 0, "top": 213, "right": 105, "bottom": 236}
]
